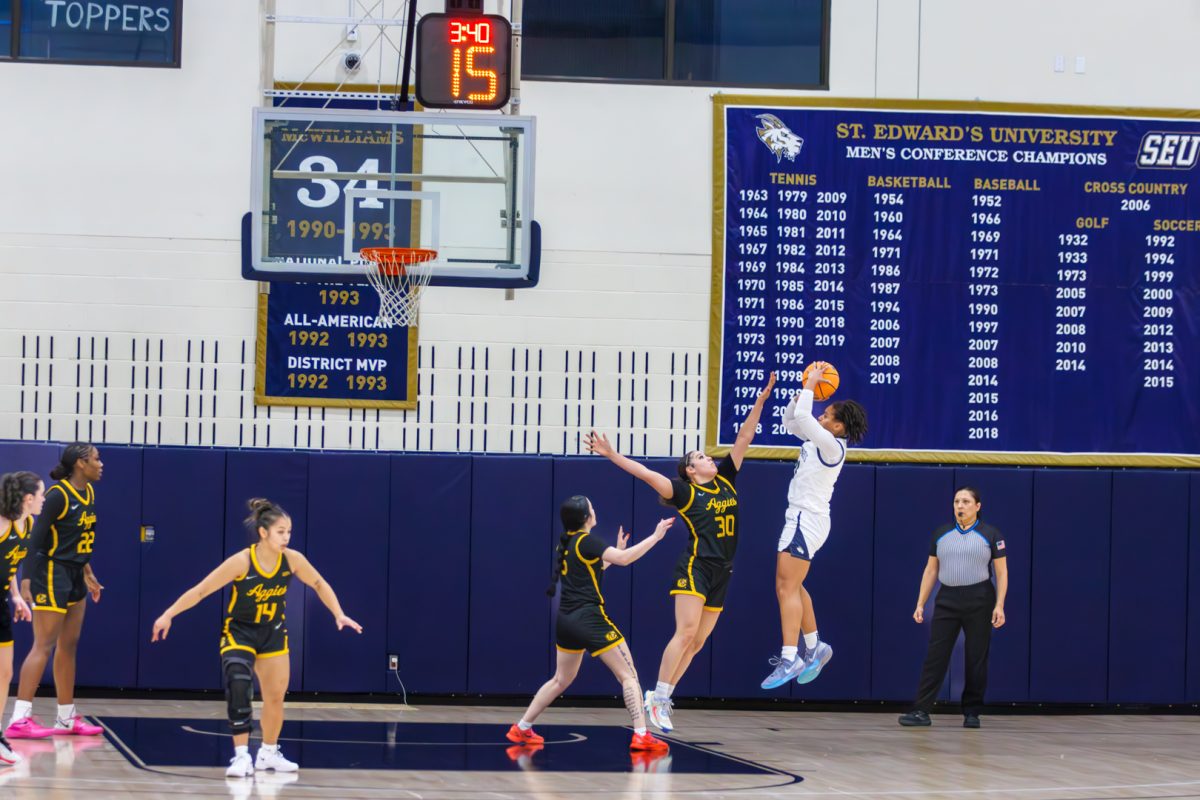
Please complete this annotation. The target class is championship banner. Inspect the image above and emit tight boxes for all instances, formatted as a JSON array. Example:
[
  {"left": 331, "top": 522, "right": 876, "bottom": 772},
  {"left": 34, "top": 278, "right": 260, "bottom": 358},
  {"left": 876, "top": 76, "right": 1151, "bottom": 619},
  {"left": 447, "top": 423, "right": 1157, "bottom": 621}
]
[{"left": 711, "top": 97, "right": 1200, "bottom": 465}]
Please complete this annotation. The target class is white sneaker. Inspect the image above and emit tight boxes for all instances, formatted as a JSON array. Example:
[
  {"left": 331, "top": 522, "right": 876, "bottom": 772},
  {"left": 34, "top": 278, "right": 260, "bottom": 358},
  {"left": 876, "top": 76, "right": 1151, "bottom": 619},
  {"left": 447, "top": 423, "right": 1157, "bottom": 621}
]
[
  {"left": 254, "top": 770, "right": 299, "bottom": 797},
  {"left": 225, "top": 751, "right": 254, "bottom": 777},
  {"left": 255, "top": 746, "right": 299, "bottom": 773},
  {"left": 643, "top": 689, "right": 675, "bottom": 733},
  {"left": 0, "top": 735, "right": 22, "bottom": 766}
]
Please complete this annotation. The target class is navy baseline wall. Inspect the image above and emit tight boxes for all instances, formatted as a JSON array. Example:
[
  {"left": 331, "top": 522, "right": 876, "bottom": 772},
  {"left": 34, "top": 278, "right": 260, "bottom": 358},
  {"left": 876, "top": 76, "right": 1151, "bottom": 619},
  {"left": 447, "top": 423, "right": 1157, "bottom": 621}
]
[{"left": 1, "top": 441, "right": 1196, "bottom": 705}]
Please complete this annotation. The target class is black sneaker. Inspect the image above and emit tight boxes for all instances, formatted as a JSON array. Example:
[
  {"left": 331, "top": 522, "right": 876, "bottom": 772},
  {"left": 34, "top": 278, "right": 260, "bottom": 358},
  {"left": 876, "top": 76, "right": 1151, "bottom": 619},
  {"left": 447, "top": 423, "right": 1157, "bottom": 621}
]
[
  {"left": 897, "top": 710, "right": 931, "bottom": 727},
  {"left": 963, "top": 714, "right": 980, "bottom": 729}
]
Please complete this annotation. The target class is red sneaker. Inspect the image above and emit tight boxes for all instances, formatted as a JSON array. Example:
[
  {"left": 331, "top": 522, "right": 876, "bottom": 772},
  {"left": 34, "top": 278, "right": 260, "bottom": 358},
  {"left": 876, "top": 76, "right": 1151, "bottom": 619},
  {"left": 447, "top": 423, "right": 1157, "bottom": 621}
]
[
  {"left": 53, "top": 716, "right": 103, "bottom": 736},
  {"left": 5, "top": 718, "right": 57, "bottom": 740},
  {"left": 630, "top": 750, "right": 673, "bottom": 772},
  {"left": 505, "top": 743, "right": 544, "bottom": 765},
  {"left": 505, "top": 724, "right": 544, "bottom": 745},
  {"left": 630, "top": 731, "right": 669, "bottom": 751}
]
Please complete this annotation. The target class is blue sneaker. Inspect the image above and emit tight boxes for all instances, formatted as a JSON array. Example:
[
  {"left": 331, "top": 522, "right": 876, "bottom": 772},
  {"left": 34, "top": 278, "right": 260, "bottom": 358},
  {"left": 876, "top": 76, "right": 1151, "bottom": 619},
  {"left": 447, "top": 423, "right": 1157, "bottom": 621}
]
[
  {"left": 760, "top": 656, "right": 804, "bottom": 689},
  {"left": 795, "top": 642, "right": 833, "bottom": 684}
]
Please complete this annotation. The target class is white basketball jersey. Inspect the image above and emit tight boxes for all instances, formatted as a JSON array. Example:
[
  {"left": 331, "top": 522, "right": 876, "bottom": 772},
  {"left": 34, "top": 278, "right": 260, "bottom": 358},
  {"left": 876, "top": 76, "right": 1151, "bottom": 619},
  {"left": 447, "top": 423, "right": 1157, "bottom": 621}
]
[
  {"left": 787, "top": 437, "right": 846, "bottom": 514},
  {"left": 783, "top": 389, "right": 847, "bottom": 515}
]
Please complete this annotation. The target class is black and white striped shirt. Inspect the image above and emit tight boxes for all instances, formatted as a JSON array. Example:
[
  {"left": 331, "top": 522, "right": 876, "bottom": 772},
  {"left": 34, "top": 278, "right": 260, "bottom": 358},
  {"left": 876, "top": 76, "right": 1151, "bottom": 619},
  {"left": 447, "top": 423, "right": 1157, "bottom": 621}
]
[{"left": 928, "top": 520, "right": 1005, "bottom": 586}]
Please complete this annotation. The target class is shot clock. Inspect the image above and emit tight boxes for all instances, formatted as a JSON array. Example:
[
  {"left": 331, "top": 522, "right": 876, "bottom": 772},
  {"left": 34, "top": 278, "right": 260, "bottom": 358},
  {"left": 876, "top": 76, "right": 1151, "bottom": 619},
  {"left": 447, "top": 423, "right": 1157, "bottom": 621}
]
[{"left": 415, "top": 13, "right": 512, "bottom": 110}]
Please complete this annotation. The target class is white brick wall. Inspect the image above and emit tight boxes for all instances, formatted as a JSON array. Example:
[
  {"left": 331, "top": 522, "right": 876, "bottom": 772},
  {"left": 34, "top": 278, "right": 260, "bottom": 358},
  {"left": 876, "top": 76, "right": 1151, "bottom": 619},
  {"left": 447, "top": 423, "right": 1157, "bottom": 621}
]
[{"left": 3, "top": 0, "right": 1198, "bottom": 455}]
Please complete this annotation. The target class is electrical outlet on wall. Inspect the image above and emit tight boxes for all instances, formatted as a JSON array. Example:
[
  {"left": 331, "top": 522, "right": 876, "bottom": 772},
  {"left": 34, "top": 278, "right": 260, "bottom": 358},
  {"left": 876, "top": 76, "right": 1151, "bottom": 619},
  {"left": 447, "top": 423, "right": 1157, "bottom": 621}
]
[{"left": 388, "top": 654, "right": 399, "bottom": 670}]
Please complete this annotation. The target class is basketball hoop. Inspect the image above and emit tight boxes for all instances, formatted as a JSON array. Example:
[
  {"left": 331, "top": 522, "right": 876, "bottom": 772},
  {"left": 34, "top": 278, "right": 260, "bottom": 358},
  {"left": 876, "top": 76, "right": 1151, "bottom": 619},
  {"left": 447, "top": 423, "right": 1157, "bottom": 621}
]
[{"left": 359, "top": 247, "right": 438, "bottom": 328}]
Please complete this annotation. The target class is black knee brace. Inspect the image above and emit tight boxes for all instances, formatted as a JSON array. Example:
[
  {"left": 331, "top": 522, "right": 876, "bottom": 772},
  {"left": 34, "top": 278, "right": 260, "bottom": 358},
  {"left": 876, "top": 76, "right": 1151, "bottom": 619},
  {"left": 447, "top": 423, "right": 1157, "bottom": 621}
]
[{"left": 222, "top": 653, "right": 255, "bottom": 735}]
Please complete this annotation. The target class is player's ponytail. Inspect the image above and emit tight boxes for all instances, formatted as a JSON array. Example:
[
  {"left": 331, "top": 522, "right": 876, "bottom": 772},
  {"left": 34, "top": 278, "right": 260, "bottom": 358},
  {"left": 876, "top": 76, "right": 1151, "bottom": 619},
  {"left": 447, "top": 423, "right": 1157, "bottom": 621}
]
[
  {"left": 0, "top": 471, "right": 41, "bottom": 520},
  {"left": 547, "top": 495, "right": 590, "bottom": 597},
  {"left": 244, "top": 497, "right": 289, "bottom": 543},
  {"left": 831, "top": 400, "right": 868, "bottom": 445},
  {"left": 49, "top": 442, "right": 93, "bottom": 481}
]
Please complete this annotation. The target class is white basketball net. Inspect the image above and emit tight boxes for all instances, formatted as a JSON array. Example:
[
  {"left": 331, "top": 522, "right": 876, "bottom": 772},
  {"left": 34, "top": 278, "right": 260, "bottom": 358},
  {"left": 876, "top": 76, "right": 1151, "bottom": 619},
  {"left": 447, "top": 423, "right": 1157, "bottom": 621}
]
[{"left": 361, "top": 249, "right": 437, "bottom": 328}]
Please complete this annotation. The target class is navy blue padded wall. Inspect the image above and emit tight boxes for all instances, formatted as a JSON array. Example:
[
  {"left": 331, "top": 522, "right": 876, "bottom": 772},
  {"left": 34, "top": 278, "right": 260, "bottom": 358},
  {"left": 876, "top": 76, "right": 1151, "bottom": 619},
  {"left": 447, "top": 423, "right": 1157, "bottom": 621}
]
[
  {"left": 1190, "top": 474, "right": 1200, "bottom": 702},
  {"left": 302, "top": 452, "right": 390, "bottom": 693},
  {"left": 949, "top": 468, "right": 1032, "bottom": 702},
  {"left": 552, "top": 458, "right": 635, "bottom": 697},
  {"left": 76, "top": 445, "right": 142, "bottom": 688},
  {"left": 791, "top": 463, "right": 875, "bottom": 701},
  {"left": 0, "top": 442, "right": 60, "bottom": 479},
  {"left": 870, "top": 467, "right": 954, "bottom": 700},
  {"left": 388, "top": 455, "right": 472, "bottom": 694},
  {"left": 707, "top": 459, "right": 792, "bottom": 699},
  {"left": 1109, "top": 471, "right": 1188, "bottom": 703},
  {"left": 1029, "top": 470, "right": 1110, "bottom": 702},
  {"left": 137, "top": 448, "right": 227, "bottom": 689},
  {"left": 629, "top": 458, "right": 710, "bottom": 697},
  {"left": 467, "top": 456, "right": 553, "bottom": 694},
  {"left": 224, "top": 451, "right": 310, "bottom": 692}
]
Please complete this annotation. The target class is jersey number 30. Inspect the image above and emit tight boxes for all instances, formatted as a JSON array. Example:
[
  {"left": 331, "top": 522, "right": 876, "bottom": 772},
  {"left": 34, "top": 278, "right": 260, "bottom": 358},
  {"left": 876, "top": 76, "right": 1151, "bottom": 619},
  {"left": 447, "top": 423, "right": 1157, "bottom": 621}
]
[{"left": 715, "top": 514, "right": 736, "bottom": 538}]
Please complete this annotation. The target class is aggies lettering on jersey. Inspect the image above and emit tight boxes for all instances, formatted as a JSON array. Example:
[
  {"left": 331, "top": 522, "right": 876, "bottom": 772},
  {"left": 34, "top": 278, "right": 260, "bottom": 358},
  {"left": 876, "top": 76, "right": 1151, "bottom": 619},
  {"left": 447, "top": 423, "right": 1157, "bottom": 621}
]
[
  {"left": 1, "top": 517, "right": 31, "bottom": 592},
  {"left": 43, "top": 480, "right": 98, "bottom": 565},
  {"left": 669, "top": 457, "right": 740, "bottom": 563},
  {"left": 226, "top": 544, "right": 293, "bottom": 625}
]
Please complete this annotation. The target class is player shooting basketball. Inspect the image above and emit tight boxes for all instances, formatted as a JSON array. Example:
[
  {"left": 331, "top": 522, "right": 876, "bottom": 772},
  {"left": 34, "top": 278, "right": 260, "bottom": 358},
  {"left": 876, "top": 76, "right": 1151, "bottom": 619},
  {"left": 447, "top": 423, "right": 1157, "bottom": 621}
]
[{"left": 761, "top": 362, "right": 867, "bottom": 690}]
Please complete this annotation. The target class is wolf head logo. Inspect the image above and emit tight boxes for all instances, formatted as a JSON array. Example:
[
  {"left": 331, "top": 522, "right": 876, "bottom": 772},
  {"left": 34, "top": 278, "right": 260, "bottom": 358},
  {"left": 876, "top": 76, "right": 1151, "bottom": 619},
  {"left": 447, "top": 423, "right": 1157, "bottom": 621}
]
[{"left": 755, "top": 114, "right": 803, "bottom": 163}]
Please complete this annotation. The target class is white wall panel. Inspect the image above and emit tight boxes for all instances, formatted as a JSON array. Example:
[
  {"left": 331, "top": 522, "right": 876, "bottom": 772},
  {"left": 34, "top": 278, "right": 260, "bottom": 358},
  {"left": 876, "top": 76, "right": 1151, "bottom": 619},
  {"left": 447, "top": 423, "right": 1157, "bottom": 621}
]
[{"left": 3, "top": 0, "right": 1197, "bottom": 455}]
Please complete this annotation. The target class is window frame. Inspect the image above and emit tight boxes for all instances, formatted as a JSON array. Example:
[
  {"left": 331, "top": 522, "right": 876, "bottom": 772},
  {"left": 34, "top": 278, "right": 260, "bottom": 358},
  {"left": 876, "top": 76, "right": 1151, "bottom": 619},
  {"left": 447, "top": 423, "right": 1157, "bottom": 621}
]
[
  {"left": 2, "top": 0, "right": 183, "bottom": 68},
  {"left": 522, "top": 0, "right": 830, "bottom": 90}
]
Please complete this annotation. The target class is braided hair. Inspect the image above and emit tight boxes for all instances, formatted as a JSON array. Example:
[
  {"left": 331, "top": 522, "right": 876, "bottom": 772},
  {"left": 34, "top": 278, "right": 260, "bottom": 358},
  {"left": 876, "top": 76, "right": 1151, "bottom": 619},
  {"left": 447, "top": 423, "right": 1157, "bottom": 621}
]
[
  {"left": 244, "top": 497, "right": 290, "bottom": 545},
  {"left": 49, "top": 442, "right": 94, "bottom": 481},
  {"left": 830, "top": 399, "right": 868, "bottom": 445},
  {"left": 0, "top": 471, "right": 41, "bottom": 521},
  {"left": 546, "top": 495, "right": 591, "bottom": 597}
]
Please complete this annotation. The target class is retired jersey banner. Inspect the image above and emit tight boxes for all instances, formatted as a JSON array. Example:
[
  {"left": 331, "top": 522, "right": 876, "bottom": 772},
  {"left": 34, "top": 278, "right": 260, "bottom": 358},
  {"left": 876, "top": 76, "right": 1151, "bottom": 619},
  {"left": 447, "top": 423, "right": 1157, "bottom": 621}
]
[
  {"left": 711, "top": 97, "right": 1200, "bottom": 465},
  {"left": 256, "top": 283, "right": 417, "bottom": 410}
]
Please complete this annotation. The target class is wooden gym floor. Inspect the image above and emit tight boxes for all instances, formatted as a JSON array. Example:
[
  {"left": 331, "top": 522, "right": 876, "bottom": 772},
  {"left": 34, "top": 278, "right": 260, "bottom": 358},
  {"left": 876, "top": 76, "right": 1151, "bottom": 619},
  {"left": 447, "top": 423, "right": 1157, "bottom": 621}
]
[{"left": 0, "top": 698, "right": 1196, "bottom": 799}]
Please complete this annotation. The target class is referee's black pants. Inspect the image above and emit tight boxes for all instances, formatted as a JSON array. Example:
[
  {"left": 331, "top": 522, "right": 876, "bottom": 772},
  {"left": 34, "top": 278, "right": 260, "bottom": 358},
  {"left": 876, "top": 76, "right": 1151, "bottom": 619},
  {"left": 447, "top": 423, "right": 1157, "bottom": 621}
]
[{"left": 912, "top": 579, "right": 995, "bottom": 716}]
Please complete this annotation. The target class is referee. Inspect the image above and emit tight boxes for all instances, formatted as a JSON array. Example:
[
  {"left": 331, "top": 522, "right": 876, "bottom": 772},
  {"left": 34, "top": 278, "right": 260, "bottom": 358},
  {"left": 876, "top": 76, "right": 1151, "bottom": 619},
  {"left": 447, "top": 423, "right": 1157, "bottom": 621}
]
[{"left": 898, "top": 486, "right": 1008, "bottom": 729}]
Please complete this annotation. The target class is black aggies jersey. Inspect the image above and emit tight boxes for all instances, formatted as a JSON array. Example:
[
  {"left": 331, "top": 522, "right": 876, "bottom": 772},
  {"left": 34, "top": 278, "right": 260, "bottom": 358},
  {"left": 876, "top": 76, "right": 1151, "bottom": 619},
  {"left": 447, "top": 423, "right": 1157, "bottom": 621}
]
[
  {"left": 40, "top": 481, "right": 97, "bottom": 565},
  {"left": 226, "top": 545, "right": 293, "bottom": 625},
  {"left": 1, "top": 517, "right": 31, "bottom": 593},
  {"left": 557, "top": 531, "right": 609, "bottom": 613},
  {"left": 669, "top": 456, "right": 740, "bottom": 563}
]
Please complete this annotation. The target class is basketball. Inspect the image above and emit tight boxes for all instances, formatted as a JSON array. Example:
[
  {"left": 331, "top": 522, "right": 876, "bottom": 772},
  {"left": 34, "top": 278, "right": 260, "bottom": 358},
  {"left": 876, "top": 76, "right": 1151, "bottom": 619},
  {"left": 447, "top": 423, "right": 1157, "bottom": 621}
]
[{"left": 802, "top": 361, "right": 840, "bottom": 401}]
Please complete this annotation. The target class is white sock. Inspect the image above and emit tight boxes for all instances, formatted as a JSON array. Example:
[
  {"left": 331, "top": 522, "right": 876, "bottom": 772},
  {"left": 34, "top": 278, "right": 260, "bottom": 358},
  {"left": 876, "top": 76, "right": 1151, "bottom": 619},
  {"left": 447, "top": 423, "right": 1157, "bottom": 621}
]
[
  {"left": 803, "top": 631, "right": 819, "bottom": 651},
  {"left": 235, "top": 745, "right": 249, "bottom": 758},
  {"left": 517, "top": 719, "right": 533, "bottom": 731},
  {"left": 260, "top": 743, "right": 278, "bottom": 753},
  {"left": 653, "top": 681, "right": 673, "bottom": 702},
  {"left": 56, "top": 704, "right": 76, "bottom": 723},
  {"left": 781, "top": 645, "right": 799, "bottom": 662},
  {"left": 634, "top": 726, "right": 646, "bottom": 735},
  {"left": 10, "top": 700, "right": 32, "bottom": 726}
]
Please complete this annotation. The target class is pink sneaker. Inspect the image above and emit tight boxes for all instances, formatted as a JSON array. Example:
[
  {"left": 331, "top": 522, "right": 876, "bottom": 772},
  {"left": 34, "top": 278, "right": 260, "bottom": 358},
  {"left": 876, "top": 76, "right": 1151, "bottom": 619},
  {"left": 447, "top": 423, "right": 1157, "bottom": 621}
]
[
  {"left": 5, "top": 717, "right": 57, "bottom": 740},
  {"left": 53, "top": 716, "right": 102, "bottom": 736}
]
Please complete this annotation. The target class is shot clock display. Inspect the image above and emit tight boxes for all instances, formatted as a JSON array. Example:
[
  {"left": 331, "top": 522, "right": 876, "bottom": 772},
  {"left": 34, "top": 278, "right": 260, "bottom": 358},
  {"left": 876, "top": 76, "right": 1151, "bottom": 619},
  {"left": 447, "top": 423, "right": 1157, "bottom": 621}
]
[{"left": 416, "top": 14, "right": 512, "bottom": 110}]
